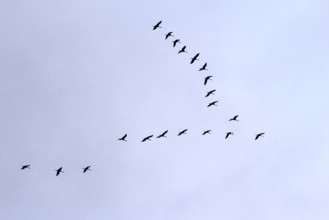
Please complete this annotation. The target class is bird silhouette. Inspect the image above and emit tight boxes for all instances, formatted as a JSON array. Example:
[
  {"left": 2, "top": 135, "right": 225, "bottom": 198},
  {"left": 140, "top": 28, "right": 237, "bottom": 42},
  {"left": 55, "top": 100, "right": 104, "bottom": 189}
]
[
  {"left": 207, "top": 101, "right": 218, "bottom": 107},
  {"left": 178, "top": 46, "right": 187, "bottom": 54},
  {"left": 153, "top": 20, "right": 162, "bottom": 30},
  {"left": 199, "top": 63, "right": 208, "bottom": 71},
  {"left": 172, "top": 39, "right": 181, "bottom": 47},
  {"left": 178, "top": 129, "right": 188, "bottom": 136},
  {"left": 229, "top": 115, "right": 239, "bottom": 122},
  {"left": 205, "top": 89, "right": 216, "bottom": 97},
  {"left": 225, "top": 132, "right": 234, "bottom": 139},
  {"left": 21, "top": 165, "right": 30, "bottom": 170},
  {"left": 165, "top": 32, "right": 174, "bottom": 40},
  {"left": 190, "top": 53, "right": 200, "bottom": 64},
  {"left": 55, "top": 167, "right": 64, "bottom": 176},
  {"left": 255, "top": 133, "right": 265, "bottom": 140},
  {"left": 157, "top": 130, "right": 168, "bottom": 138},
  {"left": 118, "top": 134, "right": 127, "bottom": 142},
  {"left": 202, "top": 130, "right": 211, "bottom": 135},
  {"left": 142, "top": 135, "right": 153, "bottom": 142},
  {"left": 204, "top": 76, "right": 213, "bottom": 85},
  {"left": 83, "top": 166, "right": 91, "bottom": 173}
]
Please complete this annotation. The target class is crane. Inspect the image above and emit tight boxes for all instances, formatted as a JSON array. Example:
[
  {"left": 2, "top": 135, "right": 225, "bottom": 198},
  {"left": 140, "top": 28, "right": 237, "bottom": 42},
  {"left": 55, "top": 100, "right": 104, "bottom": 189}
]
[
  {"left": 157, "top": 130, "right": 168, "bottom": 138},
  {"left": 165, "top": 32, "right": 174, "bottom": 40},
  {"left": 83, "top": 166, "right": 91, "bottom": 173},
  {"left": 178, "top": 129, "right": 188, "bottom": 136},
  {"left": 21, "top": 165, "right": 30, "bottom": 170},
  {"left": 118, "top": 134, "right": 127, "bottom": 142},
  {"left": 190, "top": 53, "right": 200, "bottom": 64},
  {"left": 142, "top": 135, "right": 153, "bottom": 142},
  {"left": 205, "top": 89, "right": 216, "bottom": 97},
  {"left": 199, "top": 63, "right": 208, "bottom": 71},
  {"left": 229, "top": 115, "right": 239, "bottom": 122},
  {"left": 55, "top": 167, "right": 64, "bottom": 176},
  {"left": 202, "top": 130, "right": 211, "bottom": 135},
  {"left": 153, "top": 20, "right": 162, "bottom": 30},
  {"left": 172, "top": 39, "right": 181, "bottom": 47},
  {"left": 207, "top": 101, "right": 218, "bottom": 107},
  {"left": 255, "top": 133, "right": 265, "bottom": 140},
  {"left": 204, "top": 76, "right": 213, "bottom": 85},
  {"left": 225, "top": 132, "right": 234, "bottom": 139},
  {"left": 178, "top": 46, "right": 187, "bottom": 54}
]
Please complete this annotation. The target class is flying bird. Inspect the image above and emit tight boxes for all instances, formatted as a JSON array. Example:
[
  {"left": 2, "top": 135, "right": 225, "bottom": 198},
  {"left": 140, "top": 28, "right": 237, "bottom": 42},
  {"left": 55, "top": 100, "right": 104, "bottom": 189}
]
[
  {"left": 229, "top": 115, "right": 239, "bottom": 122},
  {"left": 207, "top": 101, "right": 218, "bottom": 107},
  {"left": 255, "top": 133, "right": 265, "bottom": 140},
  {"left": 178, "top": 129, "right": 188, "bottom": 136},
  {"left": 205, "top": 89, "right": 216, "bottom": 97},
  {"left": 172, "top": 39, "right": 181, "bottom": 47},
  {"left": 165, "top": 32, "right": 174, "bottom": 40},
  {"left": 225, "top": 132, "right": 234, "bottom": 139},
  {"left": 202, "top": 130, "right": 211, "bottom": 135},
  {"left": 118, "top": 134, "right": 127, "bottom": 142},
  {"left": 178, "top": 46, "right": 187, "bottom": 54},
  {"left": 83, "top": 166, "right": 91, "bottom": 173},
  {"left": 21, "top": 165, "right": 30, "bottom": 170},
  {"left": 55, "top": 167, "right": 64, "bottom": 176},
  {"left": 153, "top": 20, "right": 162, "bottom": 30},
  {"left": 157, "top": 130, "right": 168, "bottom": 138},
  {"left": 142, "top": 135, "right": 153, "bottom": 142},
  {"left": 190, "top": 53, "right": 200, "bottom": 64},
  {"left": 199, "top": 63, "right": 208, "bottom": 71},
  {"left": 204, "top": 76, "right": 213, "bottom": 85}
]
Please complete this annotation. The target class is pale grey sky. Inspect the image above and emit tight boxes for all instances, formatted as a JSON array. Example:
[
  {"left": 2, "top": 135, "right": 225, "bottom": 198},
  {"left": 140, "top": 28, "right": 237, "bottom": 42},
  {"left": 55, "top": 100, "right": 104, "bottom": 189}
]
[{"left": 0, "top": 0, "right": 329, "bottom": 219}]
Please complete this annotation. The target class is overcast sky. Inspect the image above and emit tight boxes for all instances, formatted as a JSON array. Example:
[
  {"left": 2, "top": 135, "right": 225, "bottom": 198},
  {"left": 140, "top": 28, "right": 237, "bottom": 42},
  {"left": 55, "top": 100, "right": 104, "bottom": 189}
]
[{"left": 0, "top": 0, "right": 329, "bottom": 219}]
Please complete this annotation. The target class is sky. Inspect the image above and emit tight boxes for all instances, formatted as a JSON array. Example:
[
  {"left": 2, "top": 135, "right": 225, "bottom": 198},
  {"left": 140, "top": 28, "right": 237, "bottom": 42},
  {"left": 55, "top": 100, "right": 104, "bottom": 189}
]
[{"left": 0, "top": 0, "right": 329, "bottom": 219}]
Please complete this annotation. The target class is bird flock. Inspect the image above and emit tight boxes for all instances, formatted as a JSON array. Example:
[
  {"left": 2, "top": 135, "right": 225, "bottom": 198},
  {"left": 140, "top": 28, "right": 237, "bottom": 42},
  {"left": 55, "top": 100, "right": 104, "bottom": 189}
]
[{"left": 19, "top": 20, "right": 265, "bottom": 176}]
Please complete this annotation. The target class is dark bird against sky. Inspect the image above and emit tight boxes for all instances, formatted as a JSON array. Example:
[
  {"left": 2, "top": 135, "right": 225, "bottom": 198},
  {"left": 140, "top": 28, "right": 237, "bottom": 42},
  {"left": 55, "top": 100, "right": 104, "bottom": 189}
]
[
  {"left": 255, "top": 133, "right": 265, "bottom": 140},
  {"left": 178, "top": 129, "right": 188, "bottom": 136},
  {"left": 202, "top": 130, "right": 211, "bottom": 135},
  {"left": 83, "top": 166, "right": 91, "bottom": 173},
  {"left": 225, "top": 132, "right": 234, "bottom": 139},
  {"left": 157, "top": 130, "right": 168, "bottom": 138},
  {"left": 118, "top": 134, "right": 127, "bottom": 141},
  {"left": 178, "top": 46, "right": 187, "bottom": 54},
  {"left": 204, "top": 76, "right": 213, "bottom": 85},
  {"left": 199, "top": 63, "right": 208, "bottom": 71},
  {"left": 142, "top": 135, "right": 153, "bottom": 142},
  {"left": 205, "top": 89, "right": 216, "bottom": 97},
  {"left": 153, "top": 20, "right": 162, "bottom": 30},
  {"left": 165, "top": 32, "right": 174, "bottom": 39},
  {"left": 55, "top": 167, "right": 64, "bottom": 176},
  {"left": 21, "top": 165, "right": 30, "bottom": 170},
  {"left": 229, "top": 115, "right": 239, "bottom": 122},
  {"left": 190, "top": 53, "right": 200, "bottom": 64},
  {"left": 172, "top": 39, "right": 181, "bottom": 47},
  {"left": 207, "top": 100, "right": 218, "bottom": 107}
]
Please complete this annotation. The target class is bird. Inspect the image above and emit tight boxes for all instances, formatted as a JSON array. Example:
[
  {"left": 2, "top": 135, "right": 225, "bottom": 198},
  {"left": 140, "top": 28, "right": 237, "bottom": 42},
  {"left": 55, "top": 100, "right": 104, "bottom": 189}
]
[
  {"left": 229, "top": 115, "right": 239, "bottom": 122},
  {"left": 255, "top": 132, "right": 265, "bottom": 140},
  {"left": 157, "top": 130, "right": 168, "bottom": 138},
  {"left": 142, "top": 135, "right": 153, "bottom": 142},
  {"left": 172, "top": 39, "right": 181, "bottom": 47},
  {"left": 202, "top": 130, "right": 211, "bottom": 135},
  {"left": 165, "top": 32, "right": 174, "bottom": 40},
  {"left": 207, "top": 101, "right": 218, "bottom": 107},
  {"left": 190, "top": 53, "right": 200, "bottom": 64},
  {"left": 225, "top": 132, "right": 234, "bottom": 139},
  {"left": 178, "top": 46, "right": 187, "bottom": 54},
  {"left": 55, "top": 167, "right": 64, "bottom": 176},
  {"left": 178, "top": 129, "right": 188, "bottom": 136},
  {"left": 153, "top": 20, "right": 162, "bottom": 30},
  {"left": 82, "top": 166, "right": 91, "bottom": 173},
  {"left": 199, "top": 63, "right": 208, "bottom": 71},
  {"left": 21, "top": 165, "right": 30, "bottom": 170},
  {"left": 118, "top": 134, "right": 127, "bottom": 142},
  {"left": 204, "top": 76, "right": 213, "bottom": 85},
  {"left": 205, "top": 89, "right": 216, "bottom": 97}
]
